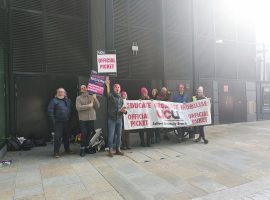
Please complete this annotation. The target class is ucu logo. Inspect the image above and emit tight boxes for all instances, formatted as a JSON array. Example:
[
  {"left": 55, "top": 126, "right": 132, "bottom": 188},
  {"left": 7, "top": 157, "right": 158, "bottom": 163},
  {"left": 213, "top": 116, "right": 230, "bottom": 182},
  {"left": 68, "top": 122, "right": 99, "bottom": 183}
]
[{"left": 156, "top": 109, "right": 180, "bottom": 119}]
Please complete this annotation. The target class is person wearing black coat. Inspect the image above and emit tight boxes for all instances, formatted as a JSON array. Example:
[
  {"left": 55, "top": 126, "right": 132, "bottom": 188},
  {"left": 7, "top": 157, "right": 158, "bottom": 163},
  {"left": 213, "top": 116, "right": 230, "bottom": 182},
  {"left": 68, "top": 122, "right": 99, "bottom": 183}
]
[{"left": 48, "top": 88, "right": 72, "bottom": 158}]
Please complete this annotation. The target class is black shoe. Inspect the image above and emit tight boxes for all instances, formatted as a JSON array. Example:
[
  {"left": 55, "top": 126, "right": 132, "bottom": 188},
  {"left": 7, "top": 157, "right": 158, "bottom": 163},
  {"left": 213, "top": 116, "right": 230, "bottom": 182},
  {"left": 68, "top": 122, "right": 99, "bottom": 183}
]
[
  {"left": 151, "top": 138, "right": 155, "bottom": 144},
  {"left": 147, "top": 143, "right": 151, "bottom": 147},
  {"left": 156, "top": 138, "right": 160, "bottom": 143},
  {"left": 65, "top": 149, "right": 74, "bottom": 154},
  {"left": 140, "top": 142, "right": 146, "bottom": 147},
  {"left": 80, "top": 149, "right": 85, "bottom": 157},
  {"left": 204, "top": 139, "right": 208, "bottom": 144}
]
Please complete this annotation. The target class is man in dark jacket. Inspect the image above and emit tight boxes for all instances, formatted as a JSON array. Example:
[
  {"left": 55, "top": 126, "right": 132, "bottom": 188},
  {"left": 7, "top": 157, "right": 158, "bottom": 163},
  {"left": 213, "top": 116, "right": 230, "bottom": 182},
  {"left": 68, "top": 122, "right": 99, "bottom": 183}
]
[
  {"left": 172, "top": 84, "right": 190, "bottom": 103},
  {"left": 105, "top": 78, "right": 126, "bottom": 157},
  {"left": 48, "top": 88, "right": 72, "bottom": 158},
  {"left": 172, "top": 84, "right": 191, "bottom": 142}
]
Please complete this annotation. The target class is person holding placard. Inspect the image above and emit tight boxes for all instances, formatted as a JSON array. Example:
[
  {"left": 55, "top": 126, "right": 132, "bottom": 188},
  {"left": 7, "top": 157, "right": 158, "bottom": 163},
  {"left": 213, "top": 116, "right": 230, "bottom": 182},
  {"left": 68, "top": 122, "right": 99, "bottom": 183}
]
[
  {"left": 76, "top": 85, "right": 100, "bottom": 157},
  {"left": 105, "top": 78, "right": 127, "bottom": 157}
]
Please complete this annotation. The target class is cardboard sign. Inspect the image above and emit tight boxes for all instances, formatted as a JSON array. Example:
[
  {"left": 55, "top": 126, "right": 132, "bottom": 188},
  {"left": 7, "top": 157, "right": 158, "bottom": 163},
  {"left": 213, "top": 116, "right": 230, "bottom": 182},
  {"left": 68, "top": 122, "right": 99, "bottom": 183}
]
[
  {"left": 97, "top": 50, "right": 117, "bottom": 74},
  {"left": 87, "top": 70, "right": 105, "bottom": 96},
  {"left": 123, "top": 99, "right": 212, "bottom": 130}
]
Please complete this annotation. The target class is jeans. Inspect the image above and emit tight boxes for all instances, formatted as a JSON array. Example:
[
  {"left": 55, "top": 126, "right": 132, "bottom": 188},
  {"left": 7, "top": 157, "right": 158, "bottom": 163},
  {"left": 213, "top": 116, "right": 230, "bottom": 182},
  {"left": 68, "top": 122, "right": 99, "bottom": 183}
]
[
  {"left": 108, "top": 118, "right": 122, "bottom": 149},
  {"left": 79, "top": 120, "right": 94, "bottom": 149},
  {"left": 54, "top": 121, "right": 70, "bottom": 154},
  {"left": 122, "top": 130, "right": 130, "bottom": 148}
]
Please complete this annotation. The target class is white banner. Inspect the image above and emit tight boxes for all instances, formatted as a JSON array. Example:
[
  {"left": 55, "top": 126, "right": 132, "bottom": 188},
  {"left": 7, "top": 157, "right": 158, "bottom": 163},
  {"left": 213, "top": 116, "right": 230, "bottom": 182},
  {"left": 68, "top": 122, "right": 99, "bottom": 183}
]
[
  {"left": 123, "top": 99, "right": 212, "bottom": 130},
  {"left": 97, "top": 53, "right": 117, "bottom": 74}
]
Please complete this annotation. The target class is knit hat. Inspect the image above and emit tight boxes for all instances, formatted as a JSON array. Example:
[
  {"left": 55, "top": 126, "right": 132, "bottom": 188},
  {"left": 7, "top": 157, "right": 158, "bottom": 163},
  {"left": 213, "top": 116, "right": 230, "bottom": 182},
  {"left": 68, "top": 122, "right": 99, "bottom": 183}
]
[{"left": 140, "top": 87, "right": 148, "bottom": 95}]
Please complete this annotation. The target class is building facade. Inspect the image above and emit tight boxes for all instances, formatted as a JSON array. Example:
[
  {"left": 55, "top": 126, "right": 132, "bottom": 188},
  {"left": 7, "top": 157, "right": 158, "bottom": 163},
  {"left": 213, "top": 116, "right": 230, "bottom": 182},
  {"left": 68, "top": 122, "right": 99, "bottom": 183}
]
[{"left": 0, "top": 0, "right": 262, "bottom": 152}]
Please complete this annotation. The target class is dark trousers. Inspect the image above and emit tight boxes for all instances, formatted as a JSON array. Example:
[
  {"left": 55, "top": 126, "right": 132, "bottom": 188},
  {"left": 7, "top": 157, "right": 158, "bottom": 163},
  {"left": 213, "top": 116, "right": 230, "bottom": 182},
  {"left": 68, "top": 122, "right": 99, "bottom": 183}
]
[
  {"left": 139, "top": 129, "right": 152, "bottom": 146},
  {"left": 122, "top": 130, "right": 130, "bottom": 148},
  {"left": 198, "top": 126, "right": 206, "bottom": 141},
  {"left": 54, "top": 121, "right": 70, "bottom": 154},
  {"left": 153, "top": 129, "right": 160, "bottom": 141},
  {"left": 79, "top": 120, "right": 94, "bottom": 149}
]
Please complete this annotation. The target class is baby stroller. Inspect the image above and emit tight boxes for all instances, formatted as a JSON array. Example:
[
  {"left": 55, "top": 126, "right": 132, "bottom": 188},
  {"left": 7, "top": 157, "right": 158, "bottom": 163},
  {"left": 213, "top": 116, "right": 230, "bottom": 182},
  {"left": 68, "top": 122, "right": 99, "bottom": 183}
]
[
  {"left": 173, "top": 127, "right": 196, "bottom": 143},
  {"left": 89, "top": 128, "right": 105, "bottom": 152}
]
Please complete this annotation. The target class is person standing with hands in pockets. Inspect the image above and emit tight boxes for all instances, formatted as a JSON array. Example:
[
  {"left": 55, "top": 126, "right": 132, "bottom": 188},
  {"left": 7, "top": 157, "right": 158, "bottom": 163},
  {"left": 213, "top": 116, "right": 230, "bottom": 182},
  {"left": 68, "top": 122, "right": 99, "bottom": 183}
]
[
  {"left": 105, "top": 78, "right": 127, "bottom": 157},
  {"left": 48, "top": 88, "right": 73, "bottom": 158},
  {"left": 76, "top": 85, "right": 100, "bottom": 157}
]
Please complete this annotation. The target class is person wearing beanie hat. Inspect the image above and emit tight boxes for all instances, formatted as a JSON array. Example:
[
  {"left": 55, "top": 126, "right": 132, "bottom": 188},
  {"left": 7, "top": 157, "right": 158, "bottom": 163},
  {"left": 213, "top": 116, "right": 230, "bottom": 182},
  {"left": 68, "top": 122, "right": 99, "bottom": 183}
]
[
  {"left": 193, "top": 86, "right": 208, "bottom": 144},
  {"left": 139, "top": 87, "right": 152, "bottom": 147},
  {"left": 121, "top": 91, "right": 131, "bottom": 150}
]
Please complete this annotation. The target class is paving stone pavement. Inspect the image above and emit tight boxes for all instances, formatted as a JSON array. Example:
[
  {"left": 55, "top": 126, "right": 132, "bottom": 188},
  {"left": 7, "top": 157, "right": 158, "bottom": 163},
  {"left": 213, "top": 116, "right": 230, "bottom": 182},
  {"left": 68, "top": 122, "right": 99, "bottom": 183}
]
[{"left": 2, "top": 121, "right": 270, "bottom": 200}]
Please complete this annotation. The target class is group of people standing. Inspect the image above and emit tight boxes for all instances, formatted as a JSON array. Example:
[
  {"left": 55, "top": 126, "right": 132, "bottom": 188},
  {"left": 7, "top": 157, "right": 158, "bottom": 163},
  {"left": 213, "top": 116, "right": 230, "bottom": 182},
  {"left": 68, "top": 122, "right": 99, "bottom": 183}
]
[{"left": 47, "top": 79, "right": 208, "bottom": 158}]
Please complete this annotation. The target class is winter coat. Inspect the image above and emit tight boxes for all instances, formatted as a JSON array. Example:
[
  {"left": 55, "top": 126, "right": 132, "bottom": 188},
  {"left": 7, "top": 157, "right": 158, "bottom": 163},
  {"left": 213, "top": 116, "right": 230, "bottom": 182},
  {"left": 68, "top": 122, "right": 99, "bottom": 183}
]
[{"left": 48, "top": 97, "right": 71, "bottom": 124}]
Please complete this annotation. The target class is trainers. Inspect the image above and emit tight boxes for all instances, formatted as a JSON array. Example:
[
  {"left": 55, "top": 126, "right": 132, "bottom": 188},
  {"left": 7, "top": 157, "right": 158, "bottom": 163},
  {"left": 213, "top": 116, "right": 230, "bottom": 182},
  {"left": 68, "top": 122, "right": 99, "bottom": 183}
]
[{"left": 54, "top": 153, "right": 60, "bottom": 158}]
